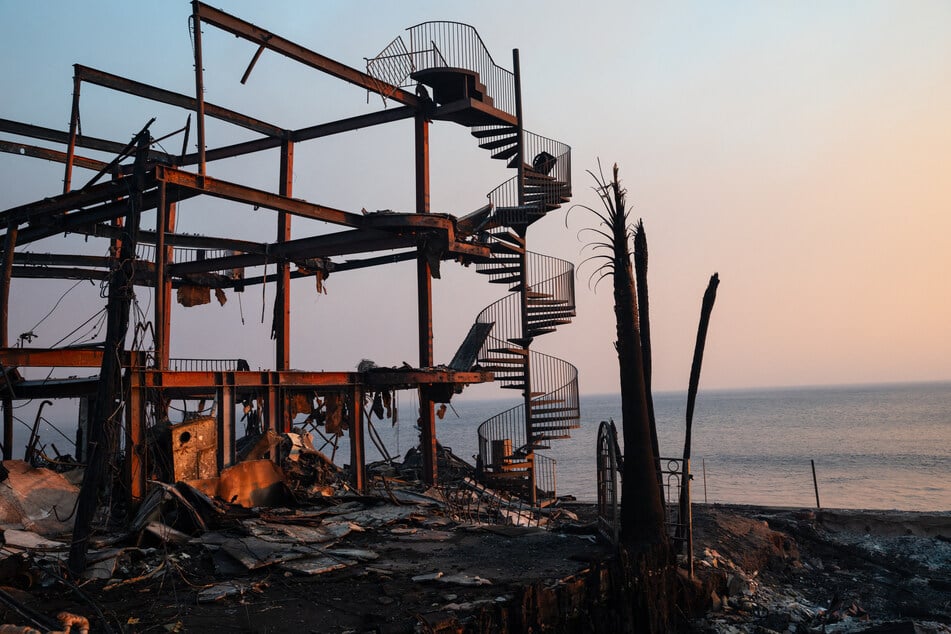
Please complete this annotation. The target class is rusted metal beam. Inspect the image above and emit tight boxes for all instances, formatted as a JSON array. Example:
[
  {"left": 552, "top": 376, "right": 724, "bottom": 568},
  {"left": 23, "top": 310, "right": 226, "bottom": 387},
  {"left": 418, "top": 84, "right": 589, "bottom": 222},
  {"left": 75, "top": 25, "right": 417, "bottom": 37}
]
[
  {"left": 291, "top": 107, "right": 416, "bottom": 143},
  {"left": 176, "top": 107, "right": 417, "bottom": 165},
  {"left": 276, "top": 140, "right": 293, "bottom": 371},
  {"left": 0, "top": 118, "right": 171, "bottom": 162},
  {"left": 0, "top": 226, "right": 15, "bottom": 460},
  {"left": 126, "top": 369, "right": 147, "bottom": 503},
  {"left": 0, "top": 178, "right": 135, "bottom": 228},
  {"left": 132, "top": 369, "right": 490, "bottom": 391},
  {"left": 155, "top": 165, "right": 364, "bottom": 227},
  {"left": 0, "top": 140, "right": 108, "bottom": 172},
  {"left": 194, "top": 2, "right": 419, "bottom": 108},
  {"left": 349, "top": 384, "right": 365, "bottom": 491},
  {"left": 192, "top": 1, "right": 207, "bottom": 176},
  {"left": 415, "top": 113, "right": 437, "bottom": 487},
  {"left": 64, "top": 74, "right": 83, "bottom": 193},
  {"left": 10, "top": 266, "right": 108, "bottom": 281},
  {"left": 12, "top": 253, "right": 111, "bottom": 268},
  {"left": 216, "top": 372, "right": 236, "bottom": 469},
  {"left": 154, "top": 183, "right": 170, "bottom": 370},
  {"left": 74, "top": 65, "right": 286, "bottom": 139},
  {"left": 167, "top": 228, "right": 412, "bottom": 276},
  {"left": 10, "top": 188, "right": 196, "bottom": 246}
]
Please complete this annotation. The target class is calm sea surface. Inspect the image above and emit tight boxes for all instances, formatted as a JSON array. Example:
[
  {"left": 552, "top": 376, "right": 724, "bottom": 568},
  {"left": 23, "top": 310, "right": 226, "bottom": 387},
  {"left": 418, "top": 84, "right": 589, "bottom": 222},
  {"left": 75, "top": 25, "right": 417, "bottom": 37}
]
[
  {"left": 17, "top": 382, "right": 951, "bottom": 512},
  {"left": 354, "top": 381, "right": 951, "bottom": 512}
]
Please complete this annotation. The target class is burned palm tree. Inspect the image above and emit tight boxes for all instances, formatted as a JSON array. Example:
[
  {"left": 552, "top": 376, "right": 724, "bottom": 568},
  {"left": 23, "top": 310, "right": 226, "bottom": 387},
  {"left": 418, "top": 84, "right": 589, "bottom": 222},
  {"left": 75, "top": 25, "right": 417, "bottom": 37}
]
[{"left": 572, "top": 162, "right": 667, "bottom": 550}]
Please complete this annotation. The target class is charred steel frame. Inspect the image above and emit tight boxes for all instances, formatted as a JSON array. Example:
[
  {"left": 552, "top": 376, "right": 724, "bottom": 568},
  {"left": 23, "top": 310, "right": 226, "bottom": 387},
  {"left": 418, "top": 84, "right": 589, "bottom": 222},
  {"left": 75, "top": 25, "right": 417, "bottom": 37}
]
[{"left": 0, "top": 2, "right": 546, "bottom": 500}]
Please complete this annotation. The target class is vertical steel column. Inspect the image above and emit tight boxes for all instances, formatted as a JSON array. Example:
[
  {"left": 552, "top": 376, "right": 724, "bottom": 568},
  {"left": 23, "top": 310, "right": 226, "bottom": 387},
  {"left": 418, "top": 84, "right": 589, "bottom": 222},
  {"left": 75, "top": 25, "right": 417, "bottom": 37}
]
[
  {"left": 276, "top": 140, "right": 293, "bottom": 372},
  {"left": 349, "top": 385, "right": 365, "bottom": 491},
  {"left": 265, "top": 374, "right": 281, "bottom": 433},
  {"left": 191, "top": 1, "right": 207, "bottom": 177},
  {"left": 512, "top": 49, "right": 536, "bottom": 504},
  {"left": 216, "top": 372, "right": 235, "bottom": 470},
  {"left": 154, "top": 183, "right": 169, "bottom": 370},
  {"left": 0, "top": 226, "right": 16, "bottom": 460},
  {"left": 63, "top": 72, "right": 82, "bottom": 194},
  {"left": 513, "top": 49, "right": 525, "bottom": 206},
  {"left": 414, "top": 113, "right": 437, "bottom": 486},
  {"left": 125, "top": 369, "right": 146, "bottom": 504}
]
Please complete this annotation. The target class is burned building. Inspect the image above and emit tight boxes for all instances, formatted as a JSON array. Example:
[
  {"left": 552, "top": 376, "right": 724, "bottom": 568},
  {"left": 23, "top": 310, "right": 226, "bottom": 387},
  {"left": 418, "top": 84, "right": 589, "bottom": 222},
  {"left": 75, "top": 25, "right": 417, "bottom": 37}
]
[{"left": 0, "top": 3, "right": 579, "bottom": 541}]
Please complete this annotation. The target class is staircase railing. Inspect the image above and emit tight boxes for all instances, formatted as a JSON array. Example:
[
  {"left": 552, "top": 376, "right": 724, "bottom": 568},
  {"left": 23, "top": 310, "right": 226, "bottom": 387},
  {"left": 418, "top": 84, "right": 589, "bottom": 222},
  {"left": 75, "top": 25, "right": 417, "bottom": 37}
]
[
  {"left": 487, "top": 131, "right": 571, "bottom": 212},
  {"left": 473, "top": 242, "right": 578, "bottom": 504},
  {"left": 366, "top": 22, "right": 517, "bottom": 115},
  {"left": 528, "top": 349, "right": 580, "bottom": 434},
  {"left": 533, "top": 453, "right": 556, "bottom": 502},
  {"left": 477, "top": 401, "right": 527, "bottom": 467},
  {"left": 524, "top": 251, "right": 574, "bottom": 308},
  {"left": 406, "top": 22, "right": 516, "bottom": 115}
]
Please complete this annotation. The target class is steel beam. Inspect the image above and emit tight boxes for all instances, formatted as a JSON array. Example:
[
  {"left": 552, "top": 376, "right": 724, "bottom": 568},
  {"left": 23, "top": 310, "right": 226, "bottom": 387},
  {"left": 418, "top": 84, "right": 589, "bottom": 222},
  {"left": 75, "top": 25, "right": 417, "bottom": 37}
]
[
  {"left": 194, "top": 2, "right": 419, "bottom": 108},
  {"left": 75, "top": 65, "right": 285, "bottom": 138},
  {"left": 415, "top": 114, "right": 437, "bottom": 486},
  {"left": 0, "top": 118, "right": 171, "bottom": 162},
  {"left": 277, "top": 140, "right": 293, "bottom": 371},
  {"left": 155, "top": 165, "right": 364, "bottom": 227},
  {"left": 216, "top": 372, "right": 235, "bottom": 469},
  {"left": 0, "top": 140, "right": 108, "bottom": 172},
  {"left": 177, "top": 107, "right": 417, "bottom": 165},
  {"left": 349, "top": 384, "right": 365, "bottom": 491},
  {"left": 126, "top": 369, "right": 147, "bottom": 503}
]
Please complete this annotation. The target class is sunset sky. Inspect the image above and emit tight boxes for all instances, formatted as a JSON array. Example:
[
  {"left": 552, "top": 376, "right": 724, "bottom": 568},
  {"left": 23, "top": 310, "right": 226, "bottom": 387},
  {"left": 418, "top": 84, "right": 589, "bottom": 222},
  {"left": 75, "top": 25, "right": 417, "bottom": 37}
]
[{"left": 2, "top": 1, "right": 950, "bottom": 396}]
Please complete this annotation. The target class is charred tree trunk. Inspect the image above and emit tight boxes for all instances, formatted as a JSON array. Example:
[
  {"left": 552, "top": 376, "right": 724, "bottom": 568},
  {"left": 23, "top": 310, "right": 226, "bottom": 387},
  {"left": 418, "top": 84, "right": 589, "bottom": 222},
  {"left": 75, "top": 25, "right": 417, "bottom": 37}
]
[
  {"left": 600, "top": 168, "right": 667, "bottom": 550},
  {"left": 633, "top": 221, "right": 664, "bottom": 499},
  {"left": 678, "top": 273, "right": 720, "bottom": 575},
  {"left": 576, "top": 163, "right": 678, "bottom": 631}
]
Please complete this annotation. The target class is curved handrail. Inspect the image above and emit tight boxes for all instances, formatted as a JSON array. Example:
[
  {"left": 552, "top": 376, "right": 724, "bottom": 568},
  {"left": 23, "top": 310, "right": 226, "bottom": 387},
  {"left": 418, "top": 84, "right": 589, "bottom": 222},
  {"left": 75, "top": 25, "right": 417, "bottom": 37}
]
[
  {"left": 487, "top": 130, "right": 572, "bottom": 212},
  {"left": 406, "top": 22, "right": 516, "bottom": 115},
  {"left": 366, "top": 22, "right": 517, "bottom": 115},
  {"left": 473, "top": 244, "right": 578, "bottom": 503}
]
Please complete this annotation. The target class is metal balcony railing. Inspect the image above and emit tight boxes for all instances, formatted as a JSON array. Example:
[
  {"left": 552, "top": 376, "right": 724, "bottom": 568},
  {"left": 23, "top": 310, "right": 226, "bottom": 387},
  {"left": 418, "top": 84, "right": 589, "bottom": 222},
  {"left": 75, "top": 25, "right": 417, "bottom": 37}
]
[
  {"left": 488, "top": 130, "right": 572, "bottom": 214},
  {"left": 366, "top": 21, "right": 517, "bottom": 115}
]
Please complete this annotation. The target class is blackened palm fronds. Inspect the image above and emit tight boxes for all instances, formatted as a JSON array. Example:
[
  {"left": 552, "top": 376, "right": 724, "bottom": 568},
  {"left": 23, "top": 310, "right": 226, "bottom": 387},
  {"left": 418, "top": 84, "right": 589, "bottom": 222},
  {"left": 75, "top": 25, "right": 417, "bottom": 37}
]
[{"left": 569, "top": 161, "right": 667, "bottom": 548}]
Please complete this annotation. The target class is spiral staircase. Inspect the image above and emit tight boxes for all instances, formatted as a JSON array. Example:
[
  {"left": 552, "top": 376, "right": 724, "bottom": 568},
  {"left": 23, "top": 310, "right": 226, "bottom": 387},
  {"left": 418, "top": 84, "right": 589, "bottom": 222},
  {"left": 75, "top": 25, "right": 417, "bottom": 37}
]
[{"left": 367, "top": 22, "right": 579, "bottom": 505}]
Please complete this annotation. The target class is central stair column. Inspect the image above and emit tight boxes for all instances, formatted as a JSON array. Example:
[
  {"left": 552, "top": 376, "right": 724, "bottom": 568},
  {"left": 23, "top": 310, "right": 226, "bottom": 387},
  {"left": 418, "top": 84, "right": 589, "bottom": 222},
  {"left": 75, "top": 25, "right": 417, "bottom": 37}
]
[
  {"left": 512, "top": 48, "right": 538, "bottom": 504},
  {"left": 517, "top": 233, "right": 538, "bottom": 505},
  {"left": 415, "top": 112, "right": 438, "bottom": 486}
]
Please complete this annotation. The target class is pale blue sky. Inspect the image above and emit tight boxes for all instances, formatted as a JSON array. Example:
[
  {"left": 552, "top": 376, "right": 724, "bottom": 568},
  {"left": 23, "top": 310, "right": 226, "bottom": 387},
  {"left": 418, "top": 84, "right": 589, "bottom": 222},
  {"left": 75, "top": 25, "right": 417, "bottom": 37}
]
[{"left": 2, "top": 1, "right": 950, "bottom": 395}]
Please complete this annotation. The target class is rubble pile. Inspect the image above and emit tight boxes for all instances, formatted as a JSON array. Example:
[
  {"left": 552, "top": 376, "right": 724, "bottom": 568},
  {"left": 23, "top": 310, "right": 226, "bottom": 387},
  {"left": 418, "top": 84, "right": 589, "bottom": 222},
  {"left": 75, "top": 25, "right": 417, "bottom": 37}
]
[
  {"left": 692, "top": 506, "right": 951, "bottom": 634},
  {"left": 0, "top": 438, "right": 599, "bottom": 632}
]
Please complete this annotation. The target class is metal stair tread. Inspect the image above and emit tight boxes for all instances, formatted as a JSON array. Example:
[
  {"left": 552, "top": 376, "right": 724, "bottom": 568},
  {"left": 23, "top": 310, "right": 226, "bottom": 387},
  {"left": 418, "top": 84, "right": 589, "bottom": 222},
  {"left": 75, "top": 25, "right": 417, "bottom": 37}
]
[
  {"left": 479, "top": 136, "right": 519, "bottom": 150},
  {"left": 487, "top": 347, "right": 528, "bottom": 355},
  {"left": 492, "top": 145, "right": 520, "bottom": 161},
  {"left": 471, "top": 126, "right": 517, "bottom": 139}
]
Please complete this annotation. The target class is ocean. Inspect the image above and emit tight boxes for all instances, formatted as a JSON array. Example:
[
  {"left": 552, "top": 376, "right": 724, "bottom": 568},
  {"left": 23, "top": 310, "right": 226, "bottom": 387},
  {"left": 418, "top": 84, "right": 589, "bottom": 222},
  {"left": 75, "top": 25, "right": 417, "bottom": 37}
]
[
  {"left": 13, "top": 381, "right": 951, "bottom": 512},
  {"left": 359, "top": 381, "right": 951, "bottom": 512}
]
